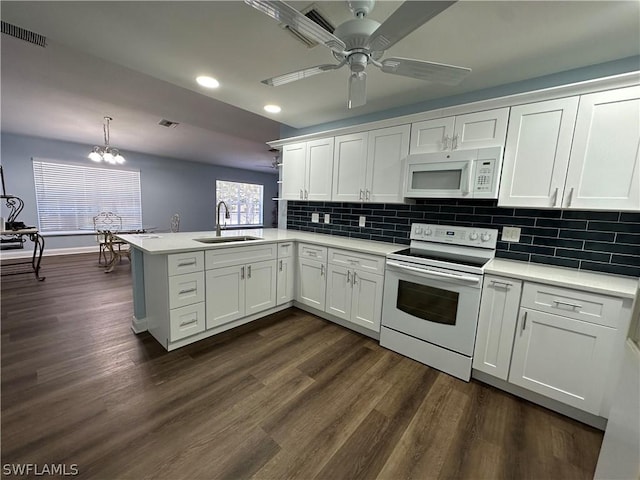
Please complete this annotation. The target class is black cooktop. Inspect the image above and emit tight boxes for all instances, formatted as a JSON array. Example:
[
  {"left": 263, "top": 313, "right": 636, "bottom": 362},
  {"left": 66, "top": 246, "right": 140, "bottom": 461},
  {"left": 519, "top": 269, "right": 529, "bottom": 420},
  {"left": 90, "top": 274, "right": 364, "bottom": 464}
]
[{"left": 391, "top": 248, "right": 490, "bottom": 268}]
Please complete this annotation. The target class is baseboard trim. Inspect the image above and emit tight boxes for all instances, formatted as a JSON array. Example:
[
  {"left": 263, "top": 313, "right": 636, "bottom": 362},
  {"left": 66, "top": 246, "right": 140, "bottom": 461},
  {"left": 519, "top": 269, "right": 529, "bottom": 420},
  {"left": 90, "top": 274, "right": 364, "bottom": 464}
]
[
  {"left": 131, "top": 315, "right": 147, "bottom": 334},
  {"left": 0, "top": 246, "right": 96, "bottom": 259}
]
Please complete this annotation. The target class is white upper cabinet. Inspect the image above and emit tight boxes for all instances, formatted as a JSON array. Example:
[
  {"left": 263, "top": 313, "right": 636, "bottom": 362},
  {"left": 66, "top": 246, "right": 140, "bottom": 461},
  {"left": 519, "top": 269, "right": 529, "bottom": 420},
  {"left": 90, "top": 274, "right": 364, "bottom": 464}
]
[
  {"left": 500, "top": 86, "right": 640, "bottom": 211},
  {"left": 281, "top": 138, "right": 334, "bottom": 201},
  {"left": 281, "top": 143, "right": 306, "bottom": 200},
  {"left": 332, "top": 125, "right": 410, "bottom": 203},
  {"left": 563, "top": 86, "right": 640, "bottom": 210},
  {"left": 332, "top": 133, "right": 368, "bottom": 202},
  {"left": 410, "top": 108, "right": 509, "bottom": 154},
  {"left": 499, "top": 97, "right": 579, "bottom": 208},
  {"left": 367, "top": 125, "right": 410, "bottom": 203}
]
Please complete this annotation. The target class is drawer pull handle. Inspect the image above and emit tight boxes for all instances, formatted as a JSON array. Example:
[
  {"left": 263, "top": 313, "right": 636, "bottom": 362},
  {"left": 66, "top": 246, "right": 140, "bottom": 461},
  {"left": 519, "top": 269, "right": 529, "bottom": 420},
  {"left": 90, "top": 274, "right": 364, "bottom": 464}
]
[
  {"left": 490, "top": 280, "right": 512, "bottom": 288},
  {"left": 179, "top": 287, "right": 197, "bottom": 295},
  {"left": 178, "top": 261, "right": 196, "bottom": 267},
  {"left": 247, "top": 265, "right": 252, "bottom": 279},
  {"left": 180, "top": 318, "right": 198, "bottom": 327},
  {"left": 552, "top": 300, "right": 582, "bottom": 309},
  {"left": 521, "top": 311, "right": 528, "bottom": 333},
  {"left": 308, "top": 251, "right": 317, "bottom": 257}
]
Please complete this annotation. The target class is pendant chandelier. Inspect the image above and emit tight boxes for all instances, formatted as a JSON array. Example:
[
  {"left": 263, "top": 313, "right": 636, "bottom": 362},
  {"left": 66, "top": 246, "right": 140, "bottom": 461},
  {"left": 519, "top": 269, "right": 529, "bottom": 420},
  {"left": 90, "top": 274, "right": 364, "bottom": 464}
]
[{"left": 88, "top": 116, "right": 125, "bottom": 164}]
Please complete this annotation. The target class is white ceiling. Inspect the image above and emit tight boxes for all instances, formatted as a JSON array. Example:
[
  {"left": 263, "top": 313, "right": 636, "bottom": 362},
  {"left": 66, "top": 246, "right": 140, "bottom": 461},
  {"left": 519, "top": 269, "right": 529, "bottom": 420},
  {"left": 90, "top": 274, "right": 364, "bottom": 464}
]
[{"left": 1, "top": 1, "right": 639, "bottom": 171}]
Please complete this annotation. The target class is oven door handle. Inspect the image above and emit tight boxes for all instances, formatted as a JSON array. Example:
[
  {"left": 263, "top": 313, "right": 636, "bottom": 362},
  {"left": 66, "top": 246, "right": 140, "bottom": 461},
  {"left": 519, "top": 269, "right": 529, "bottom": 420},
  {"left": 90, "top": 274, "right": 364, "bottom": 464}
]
[{"left": 386, "top": 261, "right": 480, "bottom": 285}]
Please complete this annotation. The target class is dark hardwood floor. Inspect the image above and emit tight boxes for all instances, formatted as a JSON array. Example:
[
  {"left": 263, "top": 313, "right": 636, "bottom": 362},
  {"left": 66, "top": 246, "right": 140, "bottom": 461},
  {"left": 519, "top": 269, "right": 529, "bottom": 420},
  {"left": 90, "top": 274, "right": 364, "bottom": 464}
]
[{"left": 2, "top": 253, "right": 603, "bottom": 479}]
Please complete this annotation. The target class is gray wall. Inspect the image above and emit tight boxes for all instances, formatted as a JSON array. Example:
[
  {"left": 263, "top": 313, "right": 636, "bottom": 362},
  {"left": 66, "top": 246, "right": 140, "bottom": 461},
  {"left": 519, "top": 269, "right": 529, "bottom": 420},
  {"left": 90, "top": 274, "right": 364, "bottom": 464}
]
[
  {"left": 1, "top": 133, "right": 279, "bottom": 249},
  {"left": 281, "top": 55, "right": 640, "bottom": 138}
]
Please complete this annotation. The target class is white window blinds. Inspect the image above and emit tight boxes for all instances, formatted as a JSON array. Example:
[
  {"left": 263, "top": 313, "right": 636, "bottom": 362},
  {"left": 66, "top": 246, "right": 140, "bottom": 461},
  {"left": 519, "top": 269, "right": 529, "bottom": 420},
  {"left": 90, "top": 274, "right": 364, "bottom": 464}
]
[{"left": 32, "top": 160, "right": 142, "bottom": 234}]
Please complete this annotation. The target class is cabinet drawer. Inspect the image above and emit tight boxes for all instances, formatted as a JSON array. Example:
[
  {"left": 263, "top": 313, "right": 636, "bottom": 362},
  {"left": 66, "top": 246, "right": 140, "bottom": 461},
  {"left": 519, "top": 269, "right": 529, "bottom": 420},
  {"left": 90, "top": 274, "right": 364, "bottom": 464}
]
[
  {"left": 170, "top": 302, "right": 205, "bottom": 341},
  {"left": 205, "top": 243, "right": 276, "bottom": 270},
  {"left": 169, "top": 271, "right": 205, "bottom": 309},
  {"left": 167, "top": 251, "right": 204, "bottom": 276},
  {"left": 521, "top": 282, "right": 623, "bottom": 328},
  {"left": 298, "top": 243, "right": 327, "bottom": 262},
  {"left": 327, "top": 248, "right": 385, "bottom": 275},
  {"left": 278, "top": 242, "right": 295, "bottom": 259}
]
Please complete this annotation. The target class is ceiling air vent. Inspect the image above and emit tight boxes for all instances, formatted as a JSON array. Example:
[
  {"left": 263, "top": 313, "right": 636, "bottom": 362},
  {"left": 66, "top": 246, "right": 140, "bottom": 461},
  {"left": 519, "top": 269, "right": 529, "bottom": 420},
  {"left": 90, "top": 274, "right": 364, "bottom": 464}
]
[
  {"left": 158, "top": 119, "right": 179, "bottom": 128},
  {"left": 280, "top": 5, "right": 334, "bottom": 48},
  {"left": 1, "top": 21, "right": 47, "bottom": 47}
]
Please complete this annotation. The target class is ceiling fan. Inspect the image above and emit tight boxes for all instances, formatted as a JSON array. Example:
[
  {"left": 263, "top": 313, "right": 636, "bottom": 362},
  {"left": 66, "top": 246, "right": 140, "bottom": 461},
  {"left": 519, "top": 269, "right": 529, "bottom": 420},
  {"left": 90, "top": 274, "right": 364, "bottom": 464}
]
[{"left": 245, "top": 0, "right": 471, "bottom": 109}]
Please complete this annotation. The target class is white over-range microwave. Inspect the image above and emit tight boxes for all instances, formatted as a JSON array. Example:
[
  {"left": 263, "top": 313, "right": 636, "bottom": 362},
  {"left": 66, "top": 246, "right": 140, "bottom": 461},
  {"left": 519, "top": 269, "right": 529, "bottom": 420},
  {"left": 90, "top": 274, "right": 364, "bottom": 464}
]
[{"left": 404, "top": 146, "right": 503, "bottom": 199}]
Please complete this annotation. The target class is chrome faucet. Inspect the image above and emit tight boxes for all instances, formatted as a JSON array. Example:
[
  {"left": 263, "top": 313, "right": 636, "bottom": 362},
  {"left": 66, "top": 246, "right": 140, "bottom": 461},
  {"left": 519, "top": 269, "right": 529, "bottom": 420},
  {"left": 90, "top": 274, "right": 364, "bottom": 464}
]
[{"left": 216, "top": 201, "right": 230, "bottom": 236}]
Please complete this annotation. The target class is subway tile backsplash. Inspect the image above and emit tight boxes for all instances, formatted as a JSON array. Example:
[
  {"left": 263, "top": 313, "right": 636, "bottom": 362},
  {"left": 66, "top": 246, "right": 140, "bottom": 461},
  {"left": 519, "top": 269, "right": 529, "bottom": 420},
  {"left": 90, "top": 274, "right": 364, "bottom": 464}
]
[{"left": 287, "top": 199, "right": 640, "bottom": 278}]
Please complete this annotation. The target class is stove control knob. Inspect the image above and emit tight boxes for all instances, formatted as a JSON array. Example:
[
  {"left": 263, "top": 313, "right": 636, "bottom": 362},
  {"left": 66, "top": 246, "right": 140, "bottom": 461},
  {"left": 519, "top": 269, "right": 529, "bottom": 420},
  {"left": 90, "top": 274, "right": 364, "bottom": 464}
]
[
  {"left": 424, "top": 228, "right": 433, "bottom": 236},
  {"left": 414, "top": 225, "right": 424, "bottom": 235},
  {"left": 469, "top": 232, "right": 479, "bottom": 241},
  {"left": 481, "top": 232, "right": 491, "bottom": 242}
]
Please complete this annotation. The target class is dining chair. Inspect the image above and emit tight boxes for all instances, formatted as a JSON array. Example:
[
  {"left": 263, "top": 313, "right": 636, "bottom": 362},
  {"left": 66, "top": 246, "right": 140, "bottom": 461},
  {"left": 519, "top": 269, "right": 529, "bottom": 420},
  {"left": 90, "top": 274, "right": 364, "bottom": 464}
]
[
  {"left": 93, "top": 212, "right": 124, "bottom": 265},
  {"left": 170, "top": 213, "right": 180, "bottom": 233}
]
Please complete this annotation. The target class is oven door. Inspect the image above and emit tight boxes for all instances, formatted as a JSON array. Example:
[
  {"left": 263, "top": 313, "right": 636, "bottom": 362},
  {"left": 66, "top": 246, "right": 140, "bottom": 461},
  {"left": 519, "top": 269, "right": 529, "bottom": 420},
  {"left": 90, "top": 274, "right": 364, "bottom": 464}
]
[{"left": 382, "top": 260, "right": 482, "bottom": 356}]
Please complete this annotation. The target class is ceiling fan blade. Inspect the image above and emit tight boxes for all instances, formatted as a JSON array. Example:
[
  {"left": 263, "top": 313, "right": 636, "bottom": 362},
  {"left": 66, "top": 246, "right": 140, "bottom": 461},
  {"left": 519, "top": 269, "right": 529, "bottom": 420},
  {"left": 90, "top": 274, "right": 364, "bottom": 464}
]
[
  {"left": 245, "top": 0, "right": 346, "bottom": 54},
  {"left": 348, "top": 72, "right": 367, "bottom": 109},
  {"left": 380, "top": 57, "right": 471, "bottom": 85},
  {"left": 262, "top": 64, "right": 343, "bottom": 86},
  {"left": 369, "top": 1, "right": 456, "bottom": 52}
]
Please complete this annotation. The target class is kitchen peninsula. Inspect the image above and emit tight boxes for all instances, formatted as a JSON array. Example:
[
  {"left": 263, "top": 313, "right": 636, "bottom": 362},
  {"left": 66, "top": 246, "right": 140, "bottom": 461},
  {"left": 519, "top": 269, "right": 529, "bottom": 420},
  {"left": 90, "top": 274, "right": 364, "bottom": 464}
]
[{"left": 118, "top": 228, "right": 399, "bottom": 350}]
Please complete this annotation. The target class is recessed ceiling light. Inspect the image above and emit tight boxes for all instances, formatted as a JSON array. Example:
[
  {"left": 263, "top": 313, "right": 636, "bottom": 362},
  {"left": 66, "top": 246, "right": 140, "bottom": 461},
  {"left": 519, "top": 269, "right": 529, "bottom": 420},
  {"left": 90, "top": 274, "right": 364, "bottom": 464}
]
[
  {"left": 196, "top": 76, "right": 219, "bottom": 88},
  {"left": 264, "top": 104, "right": 281, "bottom": 114}
]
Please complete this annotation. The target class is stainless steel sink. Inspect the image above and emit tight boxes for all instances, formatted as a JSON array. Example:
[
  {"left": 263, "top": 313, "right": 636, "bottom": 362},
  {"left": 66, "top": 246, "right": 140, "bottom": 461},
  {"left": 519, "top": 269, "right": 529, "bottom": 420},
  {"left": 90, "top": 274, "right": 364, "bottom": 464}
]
[{"left": 193, "top": 236, "right": 263, "bottom": 244}]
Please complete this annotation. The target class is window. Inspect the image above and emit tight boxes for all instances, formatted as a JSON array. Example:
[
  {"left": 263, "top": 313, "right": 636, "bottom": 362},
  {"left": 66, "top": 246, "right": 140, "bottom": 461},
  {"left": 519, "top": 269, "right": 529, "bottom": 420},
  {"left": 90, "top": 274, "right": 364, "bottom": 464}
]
[
  {"left": 32, "top": 159, "right": 142, "bottom": 234},
  {"left": 215, "top": 180, "right": 263, "bottom": 227}
]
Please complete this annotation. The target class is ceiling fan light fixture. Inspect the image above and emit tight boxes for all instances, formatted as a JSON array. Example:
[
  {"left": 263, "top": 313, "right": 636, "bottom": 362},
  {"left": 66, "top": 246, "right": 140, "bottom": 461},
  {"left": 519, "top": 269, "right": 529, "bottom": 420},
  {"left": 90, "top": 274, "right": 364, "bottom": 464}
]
[
  {"left": 196, "top": 75, "right": 220, "bottom": 88},
  {"left": 88, "top": 116, "right": 126, "bottom": 165},
  {"left": 264, "top": 104, "right": 282, "bottom": 113}
]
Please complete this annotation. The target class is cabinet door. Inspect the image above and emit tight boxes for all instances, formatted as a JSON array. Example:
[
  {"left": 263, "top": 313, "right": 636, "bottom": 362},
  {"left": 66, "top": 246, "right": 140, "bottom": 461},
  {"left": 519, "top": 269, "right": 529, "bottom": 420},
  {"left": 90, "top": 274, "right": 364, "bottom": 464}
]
[
  {"left": 332, "top": 133, "right": 368, "bottom": 202},
  {"left": 453, "top": 108, "right": 510, "bottom": 150},
  {"left": 281, "top": 143, "right": 307, "bottom": 200},
  {"left": 350, "top": 270, "right": 384, "bottom": 332},
  {"left": 297, "top": 258, "right": 326, "bottom": 310},
  {"left": 306, "top": 137, "right": 334, "bottom": 201},
  {"left": 409, "top": 117, "right": 455, "bottom": 153},
  {"left": 276, "top": 257, "right": 295, "bottom": 305},
  {"left": 509, "top": 308, "right": 617, "bottom": 415},
  {"left": 473, "top": 276, "right": 523, "bottom": 380},
  {"left": 499, "top": 97, "right": 579, "bottom": 208},
  {"left": 564, "top": 86, "right": 640, "bottom": 210},
  {"left": 366, "top": 125, "right": 410, "bottom": 203},
  {"left": 245, "top": 260, "right": 277, "bottom": 316},
  {"left": 325, "top": 264, "right": 352, "bottom": 321},
  {"left": 205, "top": 265, "right": 245, "bottom": 329}
]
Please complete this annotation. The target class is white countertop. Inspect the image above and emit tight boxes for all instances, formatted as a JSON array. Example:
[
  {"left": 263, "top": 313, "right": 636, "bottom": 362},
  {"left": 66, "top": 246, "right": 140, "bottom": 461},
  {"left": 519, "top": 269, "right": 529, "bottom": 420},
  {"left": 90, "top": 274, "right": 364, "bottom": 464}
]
[
  {"left": 486, "top": 258, "right": 639, "bottom": 299},
  {"left": 117, "top": 228, "right": 400, "bottom": 257},
  {"left": 118, "top": 228, "right": 639, "bottom": 299}
]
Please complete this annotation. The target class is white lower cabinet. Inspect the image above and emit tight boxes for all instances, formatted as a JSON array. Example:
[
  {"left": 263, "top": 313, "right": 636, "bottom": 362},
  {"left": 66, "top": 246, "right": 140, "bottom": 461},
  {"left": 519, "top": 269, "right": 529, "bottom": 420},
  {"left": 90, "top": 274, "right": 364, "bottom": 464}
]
[
  {"left": 297, "top": 257, "right": 327, "bottom": 310},
  {"left": 276, "top": 242, "right": 295, "bottom": 305},
  {"left": 326, "top": 264, "right": 385, "bottom": 331},
  {"left": 206, "top": 259, "right": 276, "bottom": 329},
  {"left": 474, "top": 277, "right": 631, "bottom": 419},
  {"left": 473, "top": 275, "right": 523, "bottom": 380},
  {"left": 508, "top": 308, "right": 616, "bottom": 415}
]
